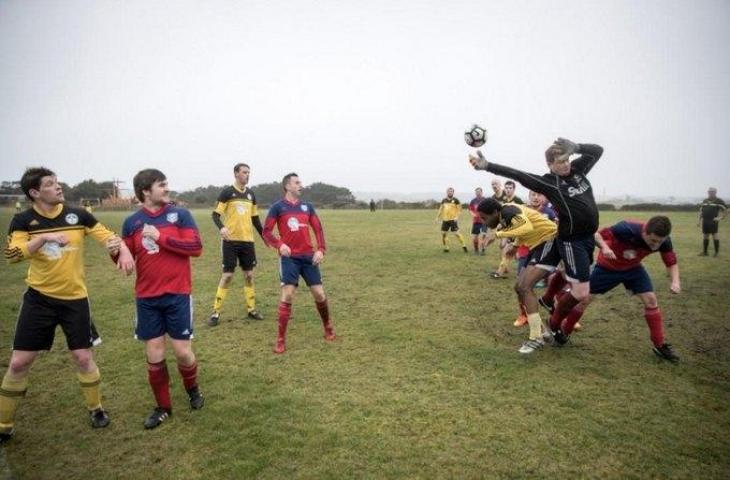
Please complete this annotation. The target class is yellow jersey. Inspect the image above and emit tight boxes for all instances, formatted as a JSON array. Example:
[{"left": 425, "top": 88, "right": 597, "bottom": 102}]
[
  {"left": 437, "top": 197, "right": 462, "bottom": 221},
  {"left": 495, "top": 203, "right": 557, "bottom": 249},
  {"left": 5, "top": 204, "right": 117, "bottom": 300},
  {"left": 213, "top": 185, "right": 260, "bottom": 242}
]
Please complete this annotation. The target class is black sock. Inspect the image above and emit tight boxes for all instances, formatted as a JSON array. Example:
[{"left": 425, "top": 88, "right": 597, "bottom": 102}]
[
  {"left": 714, "top": 239, "right": 719, "bottom": 253},
  {"left": 703, "top": 239, "right": 709, "bottom": 254}
]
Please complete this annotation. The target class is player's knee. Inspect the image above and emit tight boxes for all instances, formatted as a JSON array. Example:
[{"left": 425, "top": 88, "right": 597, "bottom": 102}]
[
  {"left": 174, "top": 348, "right": 195, "bottom": 366},
  {"left": 220, "top": 273, "right": 234, "bottom": 286},
  {"left": 641, "top": 293, "right": 658, "bottom": 309},
  {"left": 70, "top": 349, "right": 94, "bottom": 370},
  {"left": 243, "top": 271, "right": 254, "bottom": 282},
  {"left": 571, "top": 284, "right": 590, "bottom": 301},
  {"left": 8, "top": 357, "right": 33, "bottom": 376}
]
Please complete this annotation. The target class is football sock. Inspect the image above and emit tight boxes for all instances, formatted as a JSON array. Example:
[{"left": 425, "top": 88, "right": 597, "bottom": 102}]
[
  {"left": 714, "top": 239, "right": 719, "bottom": 254},
  {"left": 550, "top": 291, "right": 580, "bottom": 330},
  {"left": 526, "top": 313, "right": 542, "bottom": 340},
  {"left": 77, "top": 367, "right": 102, "bottom": 411},
  {"left": 441, "top": 233, "right": 448, "bottom": 248},
  {"left": 277, "top": 302, "right": 292, "bottom": 340},
  {"left": 703, "top": 239, "right": 709, "bottom": 254},
  {"left": 644, "top": 306, "right": 665, "bottom": 347},
  {"left": 0, "top": 373, "right": 27, "bottom": 432},
  {"left": 473, "top": 238, "right": 479, "bottom": 252},
  {"left": 177, "top": 361, "right": 198, "bottom": 391},
  {"left": 518, "top": 302, "right": 527, "bottom": 317},
  {"left": 542, "top": 273, "right": 567, "bottom": 305},
  {"left": 147, "top": 360, "right": 172, "bottom": 410},
  {"left": 213, "top": 286, "right": 228, "bottom": 314},
  {"left": 562, "top": 307, "right": 585, "bottom": 335},
  {"left": 244, "top": 277, "right": 256, "bottom": 312},
  {"left": 455, "top": 233, "right": 466, "bottom": 247}
]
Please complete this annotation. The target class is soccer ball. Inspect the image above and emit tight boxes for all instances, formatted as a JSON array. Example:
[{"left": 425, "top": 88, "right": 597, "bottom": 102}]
[{"left": 464, "top": 124, "right": 487, "bottom": 148}]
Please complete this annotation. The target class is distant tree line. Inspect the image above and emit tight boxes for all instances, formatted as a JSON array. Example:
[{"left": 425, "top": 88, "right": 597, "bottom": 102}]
[{"left": 1, "top": 179, "right": 117, "bottom": 203}]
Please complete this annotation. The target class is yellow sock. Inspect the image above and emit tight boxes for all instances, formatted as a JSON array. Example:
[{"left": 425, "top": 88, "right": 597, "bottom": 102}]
[
  {"left": 244, "top": 278, "right": 256, "bottom": 312},
  {"left": 441, "top": 233, "right": 447, "bottom": 247},
  {"left": 498, "top": 253, "right": 510, "bottom": 273},
  {"left": 0, "top": 373, "right": 28, "bottom": 431},
  {"left": 527, "top": 313, "right": 543, "bottom": 340},
  {"left": 213, "top": 286, "right": 229, "bottom": 314},
  {"left": 77, "top": 368, "right": 102, "bottom": 411},
  {"left": 455, "top": 233, "right": 466, "bottom": 247}
]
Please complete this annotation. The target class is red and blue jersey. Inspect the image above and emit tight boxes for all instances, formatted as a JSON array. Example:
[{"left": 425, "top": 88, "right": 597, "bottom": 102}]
[
  {"left": 122, "top": 204, "right": 202, "bottom": 298},
  {"left": 597, "top": 221, "right": 676, "bottom": 271},
  {"left": 263, "top": 198, "right": 326, "bottom": 257},
  {"left": 469, "top": 197, "right": 484, "bottom": 224}
]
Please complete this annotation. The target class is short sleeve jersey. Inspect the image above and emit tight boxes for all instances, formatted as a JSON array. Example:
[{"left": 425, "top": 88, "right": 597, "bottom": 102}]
[{"left": 213, "top": 185, "right": 259, "bottom": 242}]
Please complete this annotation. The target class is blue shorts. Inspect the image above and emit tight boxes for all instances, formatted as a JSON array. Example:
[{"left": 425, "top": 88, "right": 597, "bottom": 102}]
[
  {"left": 135, "top": 294, "right": 194, "bottom": 341},
  {"left": 590, "top": 265, "right": 654, "bottom": 295},
  {"left": 558, "top": 235, "right": 595, "bottom": 283},
  {"left": 471, "top": 223, "right": 486, "bottom": 235},
  {"left": 280, "top": 255, "right": 322, "bottom": 287}
]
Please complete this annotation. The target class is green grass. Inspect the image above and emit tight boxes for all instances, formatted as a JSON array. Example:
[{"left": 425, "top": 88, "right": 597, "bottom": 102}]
[{"left": 0, "top": 209, "right": 728, "bottom": 479}]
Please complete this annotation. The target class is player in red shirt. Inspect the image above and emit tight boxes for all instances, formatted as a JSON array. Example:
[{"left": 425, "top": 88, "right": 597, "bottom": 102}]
[
  {"left": 468, "top": 187, "right": 487, "bottom": 254},
  {"left": 552, "top": 216, "right": 681, "bottom": 362},
  {"left": 121, "top": 169, "right": 204, "bottom": 428},
  {"left": 263, "top": 173, "right": 335, "bottom": 354}
]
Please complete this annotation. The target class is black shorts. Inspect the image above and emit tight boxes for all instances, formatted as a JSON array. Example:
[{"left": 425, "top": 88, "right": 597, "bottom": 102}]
[
  {"left": 13, "top": 287, "right": 101, "bottom": 351},
  {"left": 471, "top": 223, "right": 486, "bottom": 235},
  {"left": 527, "top": 238, "right": 560, "bottom": 271},
  {"left": 558, "top": 234, "right": 595, "bottom": 283},
  {"left": 441, "top": 220, "right": 459, "bottom": 232},
  {"left": 702, "top": 219, "right": 719, "bottom": 234},
  {"left": 222, "top": 241, "right": 257, "bottom": 272}
]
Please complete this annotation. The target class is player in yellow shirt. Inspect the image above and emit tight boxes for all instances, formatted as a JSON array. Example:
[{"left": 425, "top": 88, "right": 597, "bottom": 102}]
[
  {"left": 477, "top": 198, "right": 559, "bottom": 354},
  {"left": 1, "top": 167, "right": 134, "bottom": 443},
  {"left": 209, "top": 163, "right": 267, "bottom": 326},
  {"left": 436, "top": 187, "right": 467, "bottom": 252}
]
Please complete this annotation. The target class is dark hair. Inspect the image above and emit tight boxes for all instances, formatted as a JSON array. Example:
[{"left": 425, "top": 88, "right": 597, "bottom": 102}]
[
  {"left": 646, "top": 216, "right": 672, "bottom": 237},
  {"left": 477, "top": 198, "right": 501, "bottom": 215},
  {"left": 133, "top": 169, "right": 166, "bottom": 202},
  {"left": 282, "top": 172, "right": 298, "bottom": 192},
  {"left": 545, "top": 144, "right": 565, "bottom": 163},
  {"left": 234, "top": 163, "right": 250, "bottom": 173},
  {"left": 20, "top": 167, "right": 56, "bottom": 201},
  {"left": 505, "top": 180, "right": 516, "bottom": 188}
]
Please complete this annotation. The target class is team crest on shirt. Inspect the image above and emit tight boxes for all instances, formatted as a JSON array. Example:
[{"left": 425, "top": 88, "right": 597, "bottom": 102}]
[
  {"left": 301, "top": 205, "right": 308, "bottom": 212},
  {"left": 39, "top": 241, "right": 75, "bottom": 260},
  {"left": 65, "top": 213, "right": 79, "bottom": 225},
  {"left": 287, "top": 217, "right": 301, "bottom": 231},
  {"left": 166, "top": 212, "right": 178, "bottom": 223},
  {"left": 622, "top": 249, "right": 637, "bottom": 260}
]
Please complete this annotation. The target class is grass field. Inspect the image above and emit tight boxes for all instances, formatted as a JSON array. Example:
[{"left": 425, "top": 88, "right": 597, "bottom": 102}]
[{"left": 0, "top": 208, "right": 728, "bottom": 479}]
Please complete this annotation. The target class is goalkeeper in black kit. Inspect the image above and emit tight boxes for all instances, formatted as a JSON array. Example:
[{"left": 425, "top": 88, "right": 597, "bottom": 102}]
[{"left": 469, "top": 138, "right": 603, "bottom": 339}]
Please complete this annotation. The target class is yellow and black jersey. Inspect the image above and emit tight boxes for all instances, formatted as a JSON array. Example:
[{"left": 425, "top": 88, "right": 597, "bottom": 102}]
[
  {"left": 4, "top": 204, "right": 117, "bottom": 300},
  {"left": 213, "top": 185, "right": 260, "bottom": 242},
  {"left": 495, "top": 203, "right": 557, "bottom": 249},
  {"left": 437, "top": 197, "right": 461, "bottom": 221}
]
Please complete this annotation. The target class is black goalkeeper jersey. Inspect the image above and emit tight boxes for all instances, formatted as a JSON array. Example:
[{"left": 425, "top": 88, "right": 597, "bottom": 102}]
[
  {"left": 486, "top": 144, "right": 603, "bottom": 239},
  {"left": 700, "top": 197, "right": 726, "bottom": 220}
]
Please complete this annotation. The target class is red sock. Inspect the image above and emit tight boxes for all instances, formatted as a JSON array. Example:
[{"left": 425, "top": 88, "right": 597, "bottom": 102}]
[
  {"left": 644, "top": 306, "right": 665, "bottom": 347},
  {"left": 542, "top": 272, "right": 568, "bottom": 305},
  {"left": 147, "top": 360, "right": 172, "bottom": 410},
  {"left": 278, "top": 302, "right": 292, "bottom": 339},
  {"left": 518, "top": 302, "right": 527, "bottom": 316},
  {"left": 177, "top": 361, "right": 198, "bottom": 391},
  {"left": 315, "top": 299, "right": 331, "bottom": 324},
  {"left": 473, "top": 238, "right": 479, "bottom": 251},
  {"left": 562, "top": 307, "right": 585, "bottom": 334},
  {"left": 550, "top": 291, "right": 580, "bottom": 330}
]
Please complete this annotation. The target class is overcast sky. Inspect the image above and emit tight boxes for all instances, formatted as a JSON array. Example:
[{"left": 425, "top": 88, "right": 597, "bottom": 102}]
[{"left": 1, "top": 0, "right": 728, "bottom": 200}]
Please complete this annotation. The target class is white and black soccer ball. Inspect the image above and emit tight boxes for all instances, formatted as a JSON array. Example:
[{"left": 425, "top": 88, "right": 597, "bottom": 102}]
[{"left": 464, "top": 124, "right": 487, "bottom": 148}]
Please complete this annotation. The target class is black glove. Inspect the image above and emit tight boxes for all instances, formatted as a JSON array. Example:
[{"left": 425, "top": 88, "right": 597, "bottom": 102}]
[{"left": 554, "top": 138, "right": 579, "bottom": 156}]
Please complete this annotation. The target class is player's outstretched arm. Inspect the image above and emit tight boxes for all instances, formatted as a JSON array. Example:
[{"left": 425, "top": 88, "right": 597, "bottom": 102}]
[
  {"left": 667, "top": 263, "right": 681, "bottom": 294},
  {"left": 469, "top": 150, "right": 555, "bottom": 196}
]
